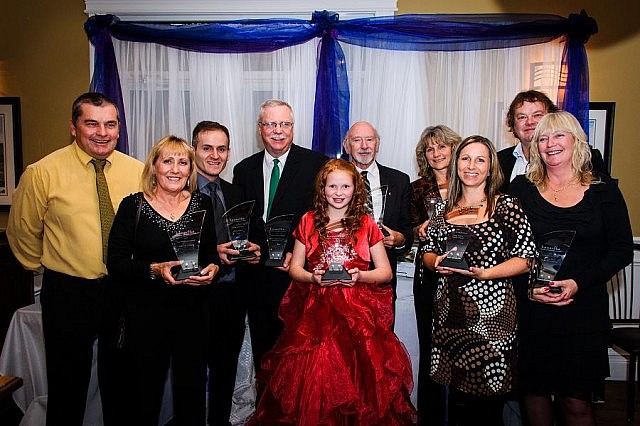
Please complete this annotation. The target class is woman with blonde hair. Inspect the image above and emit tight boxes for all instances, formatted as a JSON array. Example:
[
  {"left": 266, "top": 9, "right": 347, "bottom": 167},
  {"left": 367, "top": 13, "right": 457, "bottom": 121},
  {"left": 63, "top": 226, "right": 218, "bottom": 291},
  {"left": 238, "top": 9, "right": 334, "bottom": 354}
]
[
  {"left": 510, "top": 111, "right": 633, "bottom": 426},
  {"left": 108, "top": 135, "right": 220, "bottom": 425}
]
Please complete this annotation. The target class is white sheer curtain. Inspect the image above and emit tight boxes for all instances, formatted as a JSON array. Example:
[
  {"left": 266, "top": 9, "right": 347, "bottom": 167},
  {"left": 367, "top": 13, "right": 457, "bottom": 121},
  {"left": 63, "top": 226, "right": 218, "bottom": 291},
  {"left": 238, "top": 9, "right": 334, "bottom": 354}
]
[
  {"left": 113, "top": 39, "right": 319, "bottom": 181},
  {"left": 343, "top": 39, "right": 563, "bottom": 179},
  {"left": 111, "top": 35, "right": 564, "bottom": 424},
  {"left": 114, "top": 37, "right": 563, "bottom": 182}
]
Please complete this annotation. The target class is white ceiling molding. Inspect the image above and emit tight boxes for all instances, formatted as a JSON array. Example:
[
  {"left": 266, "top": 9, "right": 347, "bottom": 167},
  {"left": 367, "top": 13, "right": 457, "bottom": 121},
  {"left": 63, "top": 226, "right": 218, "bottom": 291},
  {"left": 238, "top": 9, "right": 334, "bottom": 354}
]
[{"left": 84, "top": 0, "right": 398, "bottom": 21}]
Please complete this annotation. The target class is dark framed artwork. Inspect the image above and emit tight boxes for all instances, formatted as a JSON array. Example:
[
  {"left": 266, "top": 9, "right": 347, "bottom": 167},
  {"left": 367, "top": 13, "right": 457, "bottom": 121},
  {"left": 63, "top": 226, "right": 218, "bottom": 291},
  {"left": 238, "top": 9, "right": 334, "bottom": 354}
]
[
  {"left": 588, "top": 102, "right": 615, "bottom": 174},
  {"left": 0, "top": 97, "right": 22, "bottom": 209}
]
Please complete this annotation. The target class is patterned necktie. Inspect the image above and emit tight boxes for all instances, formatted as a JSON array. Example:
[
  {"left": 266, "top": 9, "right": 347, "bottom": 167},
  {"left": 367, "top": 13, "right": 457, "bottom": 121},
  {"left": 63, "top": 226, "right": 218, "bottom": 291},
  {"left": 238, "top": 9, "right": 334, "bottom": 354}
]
[
  {"left": 267, "top": 158, "right": 280, "bottom": 218},
  {"left": 207, "top": 180, "right": 236, "bottom": 283},
  {"left": 91, "top": 159, "right": 115, "bottom": 264},
  {"left": 361, "top": 171, "right": 374, "bottom": 214},
  {"left": 208, "top": 180, "right": 227, "bottom": 243}
]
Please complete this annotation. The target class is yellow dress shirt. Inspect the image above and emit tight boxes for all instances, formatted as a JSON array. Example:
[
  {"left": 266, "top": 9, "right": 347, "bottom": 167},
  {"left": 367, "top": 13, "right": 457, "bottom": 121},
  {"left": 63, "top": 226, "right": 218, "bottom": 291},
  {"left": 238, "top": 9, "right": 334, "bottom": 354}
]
[{"left": 7, "top": 142, "right": 144, "bottom": 279}]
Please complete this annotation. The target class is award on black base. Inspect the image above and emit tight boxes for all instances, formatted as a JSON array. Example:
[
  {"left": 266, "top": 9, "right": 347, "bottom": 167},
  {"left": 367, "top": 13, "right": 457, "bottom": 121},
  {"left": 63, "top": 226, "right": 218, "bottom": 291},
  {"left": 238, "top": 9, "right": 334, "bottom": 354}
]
[
  {"left": 533, "top": 230, "right": 576, "bottom": 293},
  {"left": 168, "top": 210, "right": 206, "bottom": 280},
  {"left": 223, "top": 200, "right": 257, "bottom": 261},
  {"left": 370, "top": 185, "right": 390, "bottom": 236},
  {"left": 439, "top": 227, "right": 472, "bottom": 270},
  {"left": 264, "top": 214, "right": 294, "bottom": 267},
  {"left": 320, "top": 233, "right": 354, "bottom": 281}
]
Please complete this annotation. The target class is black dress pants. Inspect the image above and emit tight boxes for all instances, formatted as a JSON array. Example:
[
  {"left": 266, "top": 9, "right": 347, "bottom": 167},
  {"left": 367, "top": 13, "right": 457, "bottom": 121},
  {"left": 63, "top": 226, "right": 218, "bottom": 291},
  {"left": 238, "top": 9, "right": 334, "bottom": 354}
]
[
  {"left": 40, "top": 269, "right": 125, "bottom": 426},
  {"left": 413, "top": 266, "right": 438, "bottom": 424},
  {"left": 207, "top": 280, "right": 247, "bottom": 425}
]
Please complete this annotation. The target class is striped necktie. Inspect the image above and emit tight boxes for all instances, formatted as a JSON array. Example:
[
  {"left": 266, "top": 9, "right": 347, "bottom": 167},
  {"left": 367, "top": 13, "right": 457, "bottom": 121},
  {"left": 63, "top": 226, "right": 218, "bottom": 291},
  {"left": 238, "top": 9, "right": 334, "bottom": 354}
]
[
  {"left": 267, "top": 158, "right": 280, "bottom": 218},
  {"left": 91, "top": 159, "right": 115, "bottom": 264},
  {"left": 361, "top": 171, "right": 373, "bottom": 214}
]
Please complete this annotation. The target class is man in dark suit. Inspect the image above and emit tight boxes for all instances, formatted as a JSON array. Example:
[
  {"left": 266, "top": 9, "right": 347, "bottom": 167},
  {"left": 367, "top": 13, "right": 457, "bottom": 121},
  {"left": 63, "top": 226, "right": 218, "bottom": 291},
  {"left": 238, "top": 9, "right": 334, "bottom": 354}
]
[
  {"left": 232, "top": 100, "right": 327, "bottom": 376},
  {"left": 192, "top": 121, "right": 261, "bottom": 425},
  {"left": 499, "top": 90, "right": 607, "bottom": 189},
  {"left": 342, "top": 121, "right": 413, "bottom": 309}
]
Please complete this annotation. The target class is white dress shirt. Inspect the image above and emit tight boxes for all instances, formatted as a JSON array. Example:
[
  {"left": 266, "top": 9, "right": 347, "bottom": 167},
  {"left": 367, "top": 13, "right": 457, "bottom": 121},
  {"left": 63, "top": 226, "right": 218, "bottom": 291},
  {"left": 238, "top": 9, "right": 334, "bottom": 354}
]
[{"left": 510, "top": 143, "right": 529, "bottom": 182}]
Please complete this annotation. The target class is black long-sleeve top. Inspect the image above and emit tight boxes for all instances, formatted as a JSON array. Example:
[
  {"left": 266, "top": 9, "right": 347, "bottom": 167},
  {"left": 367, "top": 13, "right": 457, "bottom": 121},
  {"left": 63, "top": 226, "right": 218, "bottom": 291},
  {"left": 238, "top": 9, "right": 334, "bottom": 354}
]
[
  {"left": 107, "top": 191, "right": 219, "bottom": 304},
  {"left": 508, "top": 174, "right": 633, "bottom": 334}
]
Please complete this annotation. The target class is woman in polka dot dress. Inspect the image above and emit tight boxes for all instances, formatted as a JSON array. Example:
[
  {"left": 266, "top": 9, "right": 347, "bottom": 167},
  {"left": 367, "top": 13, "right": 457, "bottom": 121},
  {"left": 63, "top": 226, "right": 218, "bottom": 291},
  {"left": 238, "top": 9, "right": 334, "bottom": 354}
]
[{"left": 422, "top": 135, "right": 536, "bottom": 425}]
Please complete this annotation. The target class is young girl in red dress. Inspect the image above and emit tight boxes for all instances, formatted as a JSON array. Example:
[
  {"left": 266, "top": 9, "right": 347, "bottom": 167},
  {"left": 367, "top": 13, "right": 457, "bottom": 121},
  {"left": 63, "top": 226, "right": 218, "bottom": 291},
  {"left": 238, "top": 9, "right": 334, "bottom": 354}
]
[{"left": 249, "top": 158, "right": 417, "bottom": 425}]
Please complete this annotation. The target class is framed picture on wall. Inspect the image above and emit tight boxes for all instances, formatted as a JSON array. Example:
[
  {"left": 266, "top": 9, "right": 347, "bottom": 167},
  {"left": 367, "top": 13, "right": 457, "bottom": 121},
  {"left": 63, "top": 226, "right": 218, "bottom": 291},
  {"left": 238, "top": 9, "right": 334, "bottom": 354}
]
[
  {"left": 0, "top": 97, "right": 23, "bottom": 208},
  {"left": 588, "top": 102, "right": 615, "bottom": 174}
]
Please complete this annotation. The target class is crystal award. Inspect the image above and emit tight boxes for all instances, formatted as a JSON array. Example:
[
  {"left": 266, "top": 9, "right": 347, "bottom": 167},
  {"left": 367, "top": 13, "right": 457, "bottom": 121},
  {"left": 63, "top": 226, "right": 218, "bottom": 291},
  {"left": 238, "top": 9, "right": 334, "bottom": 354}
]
[
  {"left": 264, "top": 214, "right": 295, "bottom": 267},
  {"left": 533, "top": 230, "right": 576, "bottom": 292},
  {"left": 222, "top": 200, "right": 257, "bottom": 261},
  {"left": 168, "top": 210, "right": 206, "bottom": 280},
  {"left": 439, "top": 227, "right": 472, "bottom": 270},
  {"left": 424, "top": 197, "right": 440, "bottom": 219},
  {"left": 370, "top": 185, "right": 390, "bottom": 236},
  {"left": 320, "top": 232, "right": 354, "bottom": 281}
]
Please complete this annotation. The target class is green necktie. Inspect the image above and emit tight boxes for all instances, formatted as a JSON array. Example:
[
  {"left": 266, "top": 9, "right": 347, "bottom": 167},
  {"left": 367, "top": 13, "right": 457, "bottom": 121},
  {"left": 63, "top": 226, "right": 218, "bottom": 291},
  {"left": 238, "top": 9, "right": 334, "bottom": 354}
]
[
  {"left": 267, "top": 158, "right": 280, "bottom": 218},
  {"left": 91, "top": 159, "right": 116, "bottom": 264}
]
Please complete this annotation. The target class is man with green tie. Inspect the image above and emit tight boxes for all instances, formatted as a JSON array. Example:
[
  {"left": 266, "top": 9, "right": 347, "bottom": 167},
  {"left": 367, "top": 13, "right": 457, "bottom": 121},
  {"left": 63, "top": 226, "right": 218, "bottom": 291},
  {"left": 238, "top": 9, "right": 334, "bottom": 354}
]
[{"left": 232, "top": 99, "right": 327, "bottom": 380}]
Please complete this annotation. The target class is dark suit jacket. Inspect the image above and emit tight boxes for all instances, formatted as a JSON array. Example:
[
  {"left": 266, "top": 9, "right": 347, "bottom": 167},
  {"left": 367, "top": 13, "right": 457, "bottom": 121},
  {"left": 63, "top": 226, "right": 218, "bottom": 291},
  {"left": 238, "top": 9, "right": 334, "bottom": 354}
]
[
  {"left": 219, "top": 178, "right": 243, "bottom": 213},
  {"left": 498, "top": 144, "right": 608, "bottom": 192},
  {"left": 232, "top": 144, "right": 327, "bottom": 305},
  {"left": 201, "top": 177, "right": 248, "bottom": 424},
  {"left": 378, "top": 163, "right": 413, "bottom": 291}
]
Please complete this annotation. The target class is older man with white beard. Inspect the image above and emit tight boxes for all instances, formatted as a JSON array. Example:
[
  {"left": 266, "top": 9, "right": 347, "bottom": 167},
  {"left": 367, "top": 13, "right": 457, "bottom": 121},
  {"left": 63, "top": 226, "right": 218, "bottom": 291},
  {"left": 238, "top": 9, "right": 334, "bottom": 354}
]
[{"left": 342, "top": 121, "right": 413, "bottom": 313}]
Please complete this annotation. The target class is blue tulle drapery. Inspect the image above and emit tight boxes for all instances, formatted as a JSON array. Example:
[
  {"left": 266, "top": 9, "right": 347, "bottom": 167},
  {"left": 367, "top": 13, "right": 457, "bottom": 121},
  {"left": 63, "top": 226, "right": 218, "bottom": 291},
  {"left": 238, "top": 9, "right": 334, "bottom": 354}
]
[{"left": 85, "top": 10, "right": 597, "bottom": 155}]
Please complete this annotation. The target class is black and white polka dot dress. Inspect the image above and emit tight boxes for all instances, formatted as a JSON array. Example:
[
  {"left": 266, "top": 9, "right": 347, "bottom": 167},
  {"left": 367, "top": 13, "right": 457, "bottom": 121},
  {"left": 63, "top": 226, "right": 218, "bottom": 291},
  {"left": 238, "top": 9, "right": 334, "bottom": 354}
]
[{"left": 423, "top": 194, "right": 536, "bottom": 396}]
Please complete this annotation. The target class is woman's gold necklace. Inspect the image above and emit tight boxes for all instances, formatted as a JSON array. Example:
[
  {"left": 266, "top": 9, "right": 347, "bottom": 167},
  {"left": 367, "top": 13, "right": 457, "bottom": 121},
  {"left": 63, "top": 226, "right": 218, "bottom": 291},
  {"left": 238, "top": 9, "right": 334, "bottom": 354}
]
[
  {"left": 154, "top": 194, "right": 184, "bottom": 220},
  {"left": 454, "top": 198, "right": 486, "bottom": 215},
  {"left": 548, "top": 182, "right": 577, "bottom": 202}
]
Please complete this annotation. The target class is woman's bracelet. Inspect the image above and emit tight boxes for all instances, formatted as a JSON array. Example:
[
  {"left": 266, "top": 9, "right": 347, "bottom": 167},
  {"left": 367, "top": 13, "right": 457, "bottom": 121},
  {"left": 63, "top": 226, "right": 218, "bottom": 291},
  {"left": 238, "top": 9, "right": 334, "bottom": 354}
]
[{"left": 149, "top": 263, "right": 158, "bottom": 280}]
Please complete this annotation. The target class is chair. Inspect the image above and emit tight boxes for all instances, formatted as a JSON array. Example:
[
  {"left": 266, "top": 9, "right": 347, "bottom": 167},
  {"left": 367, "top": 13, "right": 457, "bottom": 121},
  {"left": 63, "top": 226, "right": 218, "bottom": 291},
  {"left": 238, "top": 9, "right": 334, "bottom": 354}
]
[{"left": 609, "top": 243, "right": 640, "bottom": 422}]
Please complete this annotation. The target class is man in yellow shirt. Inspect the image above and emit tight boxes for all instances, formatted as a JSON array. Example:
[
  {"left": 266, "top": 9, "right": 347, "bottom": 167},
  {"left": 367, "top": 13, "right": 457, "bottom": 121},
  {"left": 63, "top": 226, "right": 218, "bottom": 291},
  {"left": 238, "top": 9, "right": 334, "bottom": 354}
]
[{"left": 7, "top": 92, "right": 143, "bottom": 425}]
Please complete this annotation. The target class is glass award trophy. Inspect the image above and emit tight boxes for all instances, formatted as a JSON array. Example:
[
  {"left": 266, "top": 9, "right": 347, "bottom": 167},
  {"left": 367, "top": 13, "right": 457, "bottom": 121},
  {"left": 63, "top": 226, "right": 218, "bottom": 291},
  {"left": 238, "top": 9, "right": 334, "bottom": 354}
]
[
  {"left": 424, "top": 197, "right": 440, "bottom": 219},
  {"left": 264, "top": 214, "right": 295, "bottom": 267},
  {"left": 168, "top": 210, "right": 206, "bottom": 280},
  {"left": 320, "top": 233, "right": 354, "bottom": 281},
  {"left": 222, "top": 200, "right": 257, "bottom": 261},
  {"left": 533, "top": 230, "right": 576, "bottom": 292},
  {"left": 370, "top": 185, "right": 390, "bottom": 236},
  {"left": 439, "top": 227, "right": 472, "bottom": 269}
]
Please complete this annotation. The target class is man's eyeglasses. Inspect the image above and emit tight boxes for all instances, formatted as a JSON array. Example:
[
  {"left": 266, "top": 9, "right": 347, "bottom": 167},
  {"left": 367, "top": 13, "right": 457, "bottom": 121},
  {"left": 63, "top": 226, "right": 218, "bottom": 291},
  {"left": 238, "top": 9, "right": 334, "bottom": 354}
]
[{"left": 259, "top": 121, "right": 293, "bottom": 130}]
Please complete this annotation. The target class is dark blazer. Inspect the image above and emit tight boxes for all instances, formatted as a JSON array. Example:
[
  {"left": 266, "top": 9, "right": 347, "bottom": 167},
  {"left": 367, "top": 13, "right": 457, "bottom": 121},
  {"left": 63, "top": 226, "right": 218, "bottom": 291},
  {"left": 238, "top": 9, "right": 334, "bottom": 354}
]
[
  {"left": 232, "top": 143, "right": 327, "bottom": 371},
  {"left": 232, "top": 144, "right": 327, "bottom": 303},
  {"left": 378, "top": 163, "right": 413, "bottom": 294},
  {"left": 201, "top": 176, "right": 250, "bottom": 425},
  {"left": 498, "top": 145, "right": 608, "bottom": 192},
  {"left": 219, "top": 177, "right": 243, "bottom": 213},
  {"left": 214, "top": 177, "right": 244, "bottom": 277}
]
